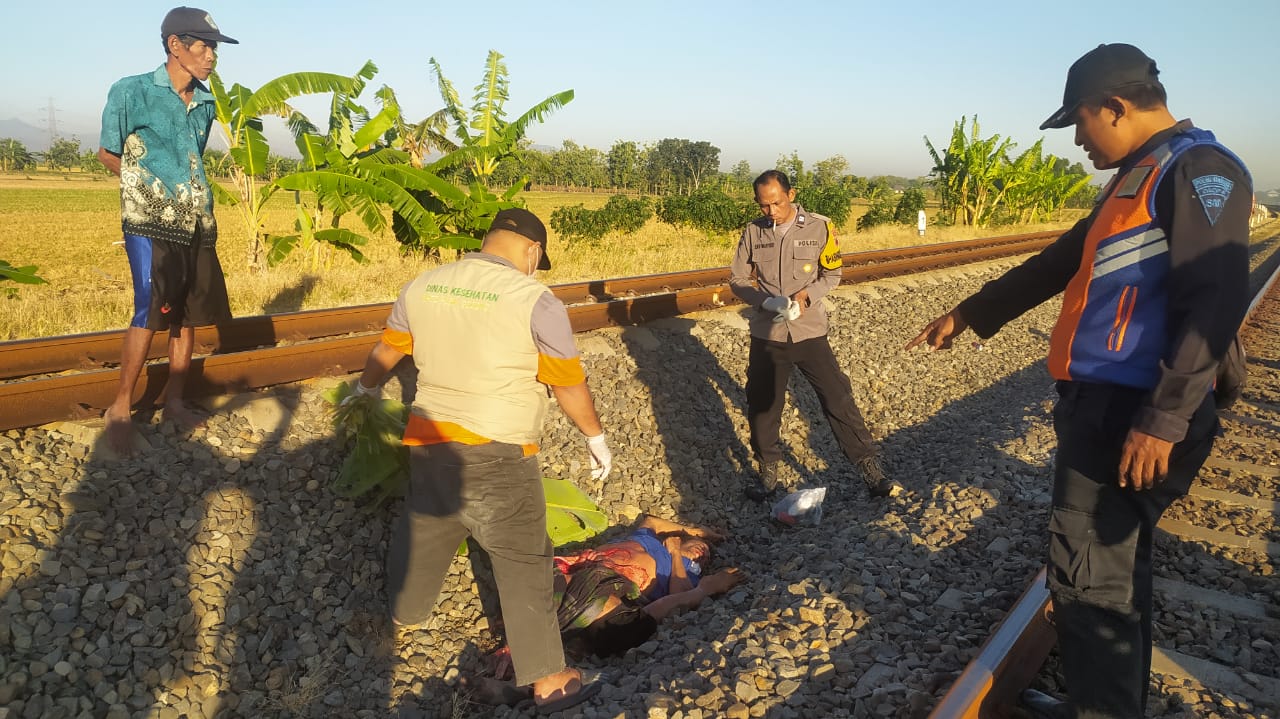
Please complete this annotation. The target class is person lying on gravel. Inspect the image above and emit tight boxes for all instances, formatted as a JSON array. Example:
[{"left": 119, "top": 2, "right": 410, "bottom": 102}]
[{"left": 463, "top": 515, "right": 744, "bottom": 706}]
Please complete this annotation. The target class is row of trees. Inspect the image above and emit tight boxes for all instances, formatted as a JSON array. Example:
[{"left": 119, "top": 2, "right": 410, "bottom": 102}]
[
  {"left": 0, "top": 137, "right": 109, "bottom": 174},
  {"left": 0, "top": 135, "right": 306, "bottom": 179},
  {"left": 545, "top": 122, "right": 1093, "bottom": 243},
  {"left": 482, "top": 138, "right": 921, "bottom": 201}
]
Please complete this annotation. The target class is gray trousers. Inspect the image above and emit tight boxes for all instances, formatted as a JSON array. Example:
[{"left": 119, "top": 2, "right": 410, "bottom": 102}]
[
  {"left": 1049, "top": 382, "right": 1218, "bottom": 718},
  {"left": 386, "top": 442, "right": 564, "bottom": 686}
]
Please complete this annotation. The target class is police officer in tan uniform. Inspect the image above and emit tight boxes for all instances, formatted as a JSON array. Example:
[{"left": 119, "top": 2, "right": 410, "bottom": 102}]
[{"left": 730, "top": 170, "right": 892, "bottom": 501}]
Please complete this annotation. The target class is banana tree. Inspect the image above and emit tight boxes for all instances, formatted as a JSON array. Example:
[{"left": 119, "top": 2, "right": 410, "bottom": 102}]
[
  {"left": 1000, "top": 141, "right": 1093, "bottom": 223},
  {"left": 925, "top": 116, "right": 1015, "bottom": 226},
  {"left": 265, "top": 70, "right": 476, "bottom": 266},
  {"left": 382, "top": 50, "right": 573, "bottom": 255},
  {"left": 209, "top": 67, "right": 366, "bottom": 271},
  {"left": 426, "top": 50, "right": 573, "bottom": 187}
]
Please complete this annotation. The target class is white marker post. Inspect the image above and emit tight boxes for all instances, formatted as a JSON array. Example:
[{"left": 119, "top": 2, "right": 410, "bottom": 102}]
[{"left": 917, "top": 209, "right": 927, "bottom": 237}]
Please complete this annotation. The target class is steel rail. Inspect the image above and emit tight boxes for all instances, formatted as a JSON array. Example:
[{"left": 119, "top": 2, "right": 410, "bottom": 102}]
[
  {"left": 0, "top": 232, "right": 1057, "bottom": 431},
  {"left": 927, "top": 249, "right": 1280, "bottom": 719},
  {"left": 0, "top": 232, "right": 1057, "bottom": 381},
  {"left": 927, "top": 569, "right": 1055, "bottom": 719}
]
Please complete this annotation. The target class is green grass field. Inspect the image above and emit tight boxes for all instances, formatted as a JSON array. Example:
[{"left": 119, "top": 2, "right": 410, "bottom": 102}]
[{"left": 0, "top": 173, "right": 1078, "bottom": 340}]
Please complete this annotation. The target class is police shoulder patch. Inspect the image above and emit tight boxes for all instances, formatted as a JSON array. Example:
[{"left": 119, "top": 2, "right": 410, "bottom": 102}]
[
  {"left": 1191, "top": 174, "right": 1233, "bottom": 226},
  {"left": 819, "top": 223, "right": 842, "bottom": 270}
]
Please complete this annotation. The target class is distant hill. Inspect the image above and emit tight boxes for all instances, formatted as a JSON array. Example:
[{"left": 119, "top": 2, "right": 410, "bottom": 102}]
[
  {"left": 0, "top": 118, "right": 49, "bottom": 149},
  {"left": 0, "top": 117, "right": 99, "bottom": 151}
]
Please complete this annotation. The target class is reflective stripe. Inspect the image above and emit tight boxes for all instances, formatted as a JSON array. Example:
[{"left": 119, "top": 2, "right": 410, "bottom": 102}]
[
  {"left": 1150, "top": 142, "right": 1174, "bottom": 169},
  {"left": 1092, "top": 230, "right": 1168, "bottom": 279}
]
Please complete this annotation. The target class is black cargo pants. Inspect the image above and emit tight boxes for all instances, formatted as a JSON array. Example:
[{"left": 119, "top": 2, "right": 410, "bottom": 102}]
[
  {"left": 1048, "top": 381, "right": 1218, "bottom": 719},
  {"left": 385, "top": 442, "right": 564, "bottom": 687},
  {"left": 746, "top": 335, "right": 877, "bottom": 468}
]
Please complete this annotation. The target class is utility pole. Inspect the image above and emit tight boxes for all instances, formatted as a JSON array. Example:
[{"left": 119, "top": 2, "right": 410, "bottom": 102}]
[{"left": 38, "top": 97, "right": 60, "bottom": 149}]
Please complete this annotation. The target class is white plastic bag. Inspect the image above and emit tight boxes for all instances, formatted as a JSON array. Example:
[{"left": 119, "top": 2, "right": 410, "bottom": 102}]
[{"left": 771, "top": 487, "right": 827, "bottom": 527}]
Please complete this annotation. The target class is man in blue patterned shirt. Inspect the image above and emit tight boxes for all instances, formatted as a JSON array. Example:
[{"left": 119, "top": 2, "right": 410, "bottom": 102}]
[{"left": 97, "top": 7, "right": 237, "bottom": 454}]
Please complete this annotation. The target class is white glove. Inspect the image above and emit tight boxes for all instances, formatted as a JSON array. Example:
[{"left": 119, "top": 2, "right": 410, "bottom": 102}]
[
  {"left": 341, "top": 378, "right": 380, "bottom": 406},
  {"left": 769, "top": 298, "right": 802, "bottom": 323},
  {"left": 586, "top": 433, "right": 612, "bottom": 482},
  {"left": 760, "top": 296, "right": 789, "bottom": 314}
]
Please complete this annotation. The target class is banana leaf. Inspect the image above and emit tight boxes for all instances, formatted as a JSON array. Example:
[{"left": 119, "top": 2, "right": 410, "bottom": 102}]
[
  {"left": 543, "top": 478, "right": 607, "bottom": 546},
  {"left": 322, "top": 384, "right": 607, "bottom": 544},
  {"left": 322, "top": 382, "right": 408, "bottom": 505},
  {"left": 0, "top": 261, "right": 47, "bottom": 285}
]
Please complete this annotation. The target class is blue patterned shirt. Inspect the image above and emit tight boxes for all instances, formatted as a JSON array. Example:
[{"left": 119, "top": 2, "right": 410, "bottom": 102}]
[{"left": 100, "top": 65, "right": 218, "bottom": 246}]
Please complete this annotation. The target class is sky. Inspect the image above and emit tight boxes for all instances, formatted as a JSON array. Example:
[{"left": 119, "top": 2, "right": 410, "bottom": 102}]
[{"left": 2, "top": 0, "right": 1278, "bottom": 190}]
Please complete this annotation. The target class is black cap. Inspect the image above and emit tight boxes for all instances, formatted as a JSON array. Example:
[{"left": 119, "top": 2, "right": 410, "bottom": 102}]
[
  {"left": 161, "top": 7, "right": 239, "bottom": 45},
  {"left": 1040, "top": 43, "right": 1160, "bottom": 130},
  {"left": 490, "top": 208, "right": 551, "bottom": 270}
]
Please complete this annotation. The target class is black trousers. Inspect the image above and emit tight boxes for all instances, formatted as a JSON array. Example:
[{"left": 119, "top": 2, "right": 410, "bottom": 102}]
[
  {"left": 745, "top": 335, "right": 876, "bottom": 467},
  {"left": 1048, "top": 381, "right": 1219, "bottom": 719}
]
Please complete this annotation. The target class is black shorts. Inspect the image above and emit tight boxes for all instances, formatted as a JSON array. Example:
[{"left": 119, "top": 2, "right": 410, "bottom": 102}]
[{"left": 124, "top": 232, "right": 231, "bottom": 330}]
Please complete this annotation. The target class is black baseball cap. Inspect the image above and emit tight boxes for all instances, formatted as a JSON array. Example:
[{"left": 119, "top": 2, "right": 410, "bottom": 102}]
[
  {"left": 490, "top": 208, "right": 551, "bottom": 270},
  {"left": 161, "top": 7, "right": 239, "bottom": 44},
  {"left": 1040, "top": 43, "right": 1161, "bottom": 130}
]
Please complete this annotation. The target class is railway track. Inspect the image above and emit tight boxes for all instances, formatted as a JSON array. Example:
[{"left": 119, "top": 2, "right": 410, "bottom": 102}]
[
  {"left": 0, "top": 231, "right": 1056, "bottom": 432},
  {"left": 931, "top": 240, "right": 1280, "bottom": 718}
]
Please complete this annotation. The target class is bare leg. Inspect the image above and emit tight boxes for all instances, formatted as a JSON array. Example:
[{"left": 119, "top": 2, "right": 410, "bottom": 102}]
[
  {"left": 163, "top": 325, "right": 206, "bottom": 429},
  {"left": 105, "top": 326, "right": 156, "bottom": 455}
]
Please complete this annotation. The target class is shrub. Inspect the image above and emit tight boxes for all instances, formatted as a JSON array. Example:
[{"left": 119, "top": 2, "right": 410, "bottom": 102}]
[
  {"left": 657, "top": 187, "right": 757, "bottom": 238},
  {"left": 856, "top": 194, "right": 898, "bottom": 231},
  {"left": 858, "top": 188, "right": 928, "bottom": 232},
  {"left": 796, "top": 184, "right": 854, "bottom": 227},
  {"left": 550, "top": 195, "right": 653, "bottom": 243},
  {"left": 892, "top": 188, "right": 927, "bottom": 225}
]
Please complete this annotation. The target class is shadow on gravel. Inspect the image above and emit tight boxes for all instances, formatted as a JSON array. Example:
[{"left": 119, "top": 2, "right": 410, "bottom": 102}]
[
  {"left": 620, "top": 313, "right": 754, "bottom": 520},
  {"left": 736, "top": 356, "right": 1064, "bottom": 717},
  {"left": 0, "top": 384, "right": 413, "bottom": 718}
]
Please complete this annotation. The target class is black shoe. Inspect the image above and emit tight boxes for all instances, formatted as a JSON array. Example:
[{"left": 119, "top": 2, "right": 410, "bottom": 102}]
[
  {"left": 1019, "top": 689, "right": 1069, "bottom": 719},
  {"left": 745, "top": 461, "right": 779, "bottom": 502},
  {"left": 856, "top": 455, "right": 893, "bottom": 498}
]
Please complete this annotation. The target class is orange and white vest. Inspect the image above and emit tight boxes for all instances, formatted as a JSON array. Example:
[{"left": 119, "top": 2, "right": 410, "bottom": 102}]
[{"left": 1048, "top": 128, "right": 1245, "bottom": 389}]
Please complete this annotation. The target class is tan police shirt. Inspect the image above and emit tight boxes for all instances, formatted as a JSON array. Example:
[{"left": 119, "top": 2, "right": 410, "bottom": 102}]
[{"left": 729, "top": 204, "right": 844, "bottom": 342}]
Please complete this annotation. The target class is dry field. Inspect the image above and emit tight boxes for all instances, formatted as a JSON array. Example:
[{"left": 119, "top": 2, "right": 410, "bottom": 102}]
[{"left": 0, "top": 173, "right": 1078, "bottom": 340}]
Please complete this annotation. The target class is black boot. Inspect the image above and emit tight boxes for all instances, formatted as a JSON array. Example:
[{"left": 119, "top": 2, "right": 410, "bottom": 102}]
[
  {"left": 856, "top": 455, "right": 893, "bottom": 498},
  {"left": 1019, "top": 689, "right": 1069, "bottom": 719},
  {"left": 745, "top": 461, "right": 779, "bottom": 502}
]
